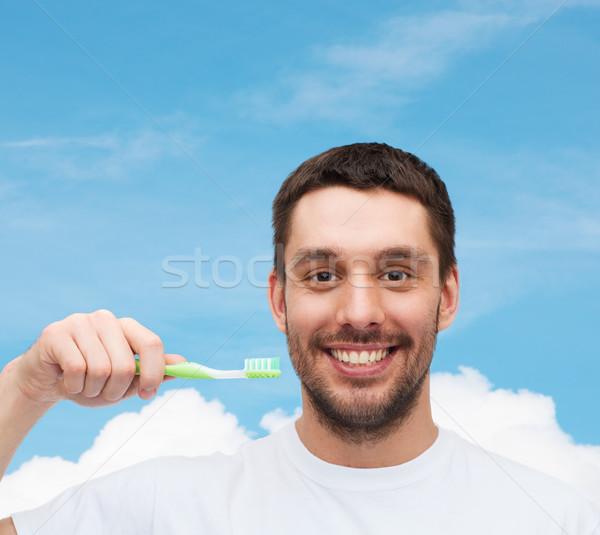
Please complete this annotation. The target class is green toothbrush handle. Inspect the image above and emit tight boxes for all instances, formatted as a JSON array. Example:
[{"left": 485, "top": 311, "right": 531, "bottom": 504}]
[
  {"left": 165, "top": 363, "right": 215, "bottom": 379},
  {"left": 134, "top": 360, "right": 216, "bottom": 379}
]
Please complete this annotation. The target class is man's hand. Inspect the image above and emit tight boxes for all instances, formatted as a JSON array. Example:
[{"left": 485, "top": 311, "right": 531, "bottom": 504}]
[
  {"left": 10, "top": 309, "right": 184, "bottom": 408},
  {"left": 0, "top": 310, "right": 184, "bottom": 525},
  {"left": 0, "top": 517, "right": 16, "bottom": 535}
]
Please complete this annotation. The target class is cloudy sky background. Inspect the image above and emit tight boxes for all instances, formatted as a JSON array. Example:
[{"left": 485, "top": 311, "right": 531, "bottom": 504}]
[{"left": 1, "top": 0, "right": 599, "bottom": 513}]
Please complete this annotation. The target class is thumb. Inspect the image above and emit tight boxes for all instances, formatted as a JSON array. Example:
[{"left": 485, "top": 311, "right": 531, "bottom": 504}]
[
  {"left": 162, "top": 353, "right": 186, "bottom": 382},
  {"left": 165, "top": 353, "right": 186, "bottom": 365}
]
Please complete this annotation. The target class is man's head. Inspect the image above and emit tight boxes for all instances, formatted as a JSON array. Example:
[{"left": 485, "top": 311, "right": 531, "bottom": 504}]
[
  {"left": 272, "top": 142, "right": 456, "bottom": 284},
  {"left": 268, "top": 143, "right": 459, "bottom": 443}
]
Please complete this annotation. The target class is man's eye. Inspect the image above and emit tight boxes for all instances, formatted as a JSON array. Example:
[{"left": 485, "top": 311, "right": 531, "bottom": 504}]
[
  {"left": 309, "top": 271, "right": 338, "bottom": 283},
  {"left": 381, "top": 270, "right": 409, "bottom": 282}
]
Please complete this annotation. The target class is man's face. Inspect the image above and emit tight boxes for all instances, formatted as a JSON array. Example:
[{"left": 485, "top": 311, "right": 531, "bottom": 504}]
[{"left": 268, "top": 186, "right": 458, "bottom": 442}]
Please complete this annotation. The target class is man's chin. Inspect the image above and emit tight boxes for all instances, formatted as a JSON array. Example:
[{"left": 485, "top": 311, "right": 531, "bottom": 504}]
[
  {"left": 303, "top": 382, "right": 419, "bottom": 442},
  {"left": 287, "top": 322, "right": 437, "bottom": 442}
]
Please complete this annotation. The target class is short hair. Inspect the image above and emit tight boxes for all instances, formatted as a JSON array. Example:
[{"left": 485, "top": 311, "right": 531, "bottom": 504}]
[{"left": 272, "top": 142, "right": 456, "bottom": 281}]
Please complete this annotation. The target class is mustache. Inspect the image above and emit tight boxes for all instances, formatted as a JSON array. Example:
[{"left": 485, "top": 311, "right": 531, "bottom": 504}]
[{"left": 311, "top": 327, "right": 414, "bottom": 350}]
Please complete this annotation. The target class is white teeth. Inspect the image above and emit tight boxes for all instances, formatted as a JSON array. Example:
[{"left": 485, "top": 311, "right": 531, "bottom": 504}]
[{"left": 330, "top": 348, "right": 390, "bottom": 366}]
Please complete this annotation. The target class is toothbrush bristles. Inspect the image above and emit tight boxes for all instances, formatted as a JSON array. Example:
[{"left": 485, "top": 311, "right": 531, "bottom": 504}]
[
  {"left": 243, "top": 357, "right": 281, "bottom": 378},
  {"left": 244, "top": 357, "right": 279, "bottom": 370}
]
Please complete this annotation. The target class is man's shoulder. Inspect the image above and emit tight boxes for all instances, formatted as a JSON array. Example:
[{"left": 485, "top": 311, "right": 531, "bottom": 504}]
[
  {"left": 442, "top": 428, "right": 600, "bottom": 522},
  {"left": 448, "top": 429, "right": 578, "bottom": 489}
]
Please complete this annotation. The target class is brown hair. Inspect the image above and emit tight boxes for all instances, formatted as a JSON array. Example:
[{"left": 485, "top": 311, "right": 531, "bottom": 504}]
[{"left": 272, "top": 142, "right": 456, "bottom": 281}]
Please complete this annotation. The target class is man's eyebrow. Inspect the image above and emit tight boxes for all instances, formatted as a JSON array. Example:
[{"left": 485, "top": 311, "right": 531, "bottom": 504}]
[
  {"left": 288, "top": 245, "right": 432, "bottom": 270},
  {"left": 288, "top": 247, "right": 344, "bottom": 270},
  {"left": 377, "top": 246, "right": 432, "bottom": 265}
]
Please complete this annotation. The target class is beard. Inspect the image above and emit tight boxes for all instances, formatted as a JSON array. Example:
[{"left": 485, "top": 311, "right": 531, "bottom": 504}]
[{"left": 286, "top": 307, "right": 439, "bottom": 445}]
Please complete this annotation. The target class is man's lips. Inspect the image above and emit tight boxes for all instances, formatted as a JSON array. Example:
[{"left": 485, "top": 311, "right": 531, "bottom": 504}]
[
  {"left": 325, "top": 347, "right": 397, "bottom": 378},
  {"left": 325, "top": 346, "right": 397, "bottom": 377},
  {"left": 326, "top": 346, "right": 396, "bottom": 366}
]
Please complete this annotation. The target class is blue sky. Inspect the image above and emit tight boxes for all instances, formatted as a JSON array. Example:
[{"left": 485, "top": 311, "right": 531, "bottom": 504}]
[{"left": 1, "top": 0, "right": 599, "bottom": 478}]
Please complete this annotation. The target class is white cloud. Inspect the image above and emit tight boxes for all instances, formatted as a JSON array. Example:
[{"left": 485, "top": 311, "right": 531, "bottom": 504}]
[
  {"left": 240, "top": 0, "right": 600, "bottom": 125},
  {"left": 431, "top": 366, "right": 600, "bottom": 505},
  {"left": 239, "top": 0, "right": 584, "bottom": 125},
  {"left": 0, "top": 389, "right": 251, "bottom": 517},
  {"left": 260, "top": 406, "right": 303, "bottom": 434},
  {"left": 0, "top": 119, "right": 206, "bottom": 182},
  {"left": 323, "top": 11, "right": 512, "bottom": 82},
  {"left": 459, "top": 0, "right": 600, "bottom": 15},
  {"left": 2, "top": 369, "right": 599, "bottom": 517},
  {"left": 1, "top": 135, "right": 118, "bottom": 150},
  {"left": 240, "top": 10, "right": 509, "bottom": 125},
  {"left": 1, "top": 130, "right": 169, "bottom": 182}
]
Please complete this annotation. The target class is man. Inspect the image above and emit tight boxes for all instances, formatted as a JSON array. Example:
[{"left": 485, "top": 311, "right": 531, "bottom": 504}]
[{"left": 1, "top": 143, "right": 598, "bottom": 534}]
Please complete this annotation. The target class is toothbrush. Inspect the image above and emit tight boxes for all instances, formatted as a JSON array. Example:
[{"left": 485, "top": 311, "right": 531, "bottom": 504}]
[{"left": 135, "top": 357, "right": 281, "bottom": 379}]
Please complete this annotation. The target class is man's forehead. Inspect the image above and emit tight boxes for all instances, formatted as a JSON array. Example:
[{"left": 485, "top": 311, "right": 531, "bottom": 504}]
[
  {"left": 285, "top": 187, "right": 436, "bottom": 261},
  {"left": 291, "top": 186, "right": 426, "bottom": 225}
]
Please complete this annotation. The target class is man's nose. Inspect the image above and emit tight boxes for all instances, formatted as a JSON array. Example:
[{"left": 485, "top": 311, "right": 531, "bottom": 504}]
[{"left": 335, "top": 276, "right": 385, "bottom": 329}]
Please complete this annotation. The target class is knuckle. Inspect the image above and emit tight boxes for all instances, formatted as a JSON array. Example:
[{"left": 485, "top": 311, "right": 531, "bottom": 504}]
[
  {"left": 64, "top": 359, "right": 86, "bottom": 377},
  {"left": 63, "top": 313, "right": 93, "bottom": 332},
  {"left": 144, "top": 334, "right": 164, "bottom": 352},
  {"left": 89, "top": 363, "right": 112, "bottom": 380},
  {"left": 64, "top": 383, "right": 83, "bottom": 396},
  {"left": 91, "top": 309, "right": 115, "bottom": 322},
  {"left": 66, "top": 312, "right": 88, "bottom": 324},
  {"left": 113, "top": 359, "right": 137, "bottom": 378},
  {"left": 41, "top": 321, "right": 62, "bottom": 340},
  {"left": 138, "top": 365, "right": 163, "bottom": 385},
  {"left": 146, "top": 371, "right": 164, "bottom": 383}
]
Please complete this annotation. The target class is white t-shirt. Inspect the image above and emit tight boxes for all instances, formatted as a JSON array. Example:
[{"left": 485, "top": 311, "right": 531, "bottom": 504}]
[{"left": 12, "top": 424, "right": 600, "bottom": 534}]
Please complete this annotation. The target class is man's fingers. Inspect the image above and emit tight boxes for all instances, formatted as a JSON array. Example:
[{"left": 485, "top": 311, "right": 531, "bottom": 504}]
[
  {"left": 165, "top": 353, "right": 186, "bottom": 365},
  {"left": 121, "top": 378, "right": 142, "bottom": 400},
  {"left": 19, "top": 310, "right": 172, "bottom": 407},
  {"left": 162, "top": 353, "right": 186, "bottom": 382},
  {"left": 68, "top": 318, "right": 113, "bottom": 398},
  {"left": 51, "top": 336, "right": 87, "bottom": 396},
  {"left": 80, "top": 340, "right": 112, "bottom": 398},
  {"left": 94, "top": 311, "right": 137, "bottom": 401},
  {"left": 119, "top": 317, "right": 166, "bottom": 398}
]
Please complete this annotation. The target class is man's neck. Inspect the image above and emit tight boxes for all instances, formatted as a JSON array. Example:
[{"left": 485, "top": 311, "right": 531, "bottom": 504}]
[{"left": 294, "top": 378, "right": 438, "bottom": 469}]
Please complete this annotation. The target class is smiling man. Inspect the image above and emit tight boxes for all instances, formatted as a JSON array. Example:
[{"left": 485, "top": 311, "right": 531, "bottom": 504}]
[
  {"left": 269, "top": 180, "right": 458, "bottom": 467},
  {"left": 1, "top": 143, "right": 599, "bottom": 534}
]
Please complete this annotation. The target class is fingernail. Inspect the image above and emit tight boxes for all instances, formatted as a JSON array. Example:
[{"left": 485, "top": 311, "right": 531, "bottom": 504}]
[{"left": 141, "top": 388, "right": 157, "bottom": 399}]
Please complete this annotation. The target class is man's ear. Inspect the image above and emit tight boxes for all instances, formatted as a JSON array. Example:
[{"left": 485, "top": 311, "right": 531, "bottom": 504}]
[
  {"left": 267, "top": 269, "right": 287, "bottom": 334},
  {"left": 437, "top": 264, "right": 459, "bottom": 332}
]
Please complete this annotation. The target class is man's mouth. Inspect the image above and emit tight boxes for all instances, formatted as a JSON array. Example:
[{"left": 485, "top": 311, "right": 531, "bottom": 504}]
[{"left": 328, "top": 347, "right": 395, "bottom": 367}]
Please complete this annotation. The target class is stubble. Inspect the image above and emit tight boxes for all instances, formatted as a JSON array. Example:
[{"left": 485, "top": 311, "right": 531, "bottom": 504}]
[{"left": 286, "top": 308, "right": 439, "bottom": 445}]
